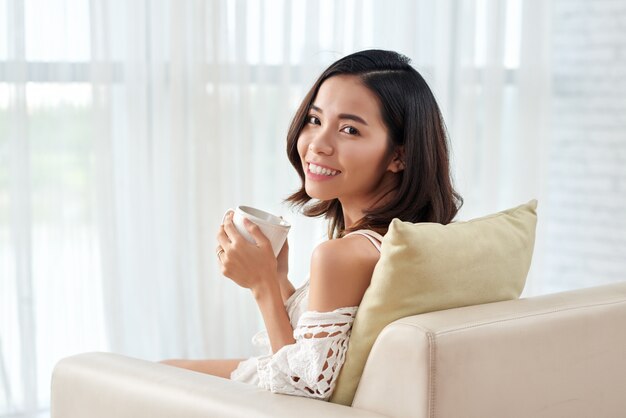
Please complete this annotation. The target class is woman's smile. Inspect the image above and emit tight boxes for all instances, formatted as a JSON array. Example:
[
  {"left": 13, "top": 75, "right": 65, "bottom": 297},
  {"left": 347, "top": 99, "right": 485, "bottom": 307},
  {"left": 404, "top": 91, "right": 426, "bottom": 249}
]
[{"left": 306, "top": 162, "right": 341, "bottom": 181}]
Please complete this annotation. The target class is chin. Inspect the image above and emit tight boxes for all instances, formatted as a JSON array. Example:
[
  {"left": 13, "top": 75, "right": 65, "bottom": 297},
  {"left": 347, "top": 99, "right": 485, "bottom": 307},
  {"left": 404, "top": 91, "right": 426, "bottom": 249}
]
[{"left": 305, "top": 184, "right": 334, "bottom": 201}]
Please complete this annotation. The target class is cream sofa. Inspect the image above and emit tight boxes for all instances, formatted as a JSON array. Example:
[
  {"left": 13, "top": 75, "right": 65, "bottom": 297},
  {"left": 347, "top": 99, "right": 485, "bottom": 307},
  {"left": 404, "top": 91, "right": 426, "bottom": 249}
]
[{"left": 51, "top": 281, "right": 626, "bottom": 418}]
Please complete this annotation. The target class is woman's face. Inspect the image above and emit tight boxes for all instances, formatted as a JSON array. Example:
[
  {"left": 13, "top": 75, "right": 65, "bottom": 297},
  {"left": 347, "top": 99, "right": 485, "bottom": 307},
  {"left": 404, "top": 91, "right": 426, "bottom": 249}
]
[{"left": 297, "top": 75, "right": 400, "bottom": 206}]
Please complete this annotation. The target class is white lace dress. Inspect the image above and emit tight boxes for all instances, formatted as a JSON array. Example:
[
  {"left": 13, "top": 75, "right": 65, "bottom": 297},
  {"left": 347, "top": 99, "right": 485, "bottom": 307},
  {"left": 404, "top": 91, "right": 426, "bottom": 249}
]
[{"left": 229, "top": 229, "right": 383, "bottom": 400}]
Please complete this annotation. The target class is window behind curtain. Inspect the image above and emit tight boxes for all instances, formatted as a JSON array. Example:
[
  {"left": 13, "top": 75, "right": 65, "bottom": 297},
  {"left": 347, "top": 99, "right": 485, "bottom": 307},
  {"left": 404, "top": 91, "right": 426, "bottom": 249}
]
[{"left": 0, "top": 0, "right": 528, "bottom": 416}]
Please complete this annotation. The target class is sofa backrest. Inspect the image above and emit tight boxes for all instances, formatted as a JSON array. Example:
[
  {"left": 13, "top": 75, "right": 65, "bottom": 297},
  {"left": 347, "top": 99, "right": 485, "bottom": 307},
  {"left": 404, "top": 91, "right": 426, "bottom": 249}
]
[{"left": 351, "top": 282, "right": 626, "bottom": 418}]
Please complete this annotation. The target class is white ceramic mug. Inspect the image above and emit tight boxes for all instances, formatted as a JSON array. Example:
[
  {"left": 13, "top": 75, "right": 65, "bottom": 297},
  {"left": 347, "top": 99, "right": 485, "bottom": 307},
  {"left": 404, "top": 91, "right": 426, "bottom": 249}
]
[{"left": 223, "top": 206, "right": 290, "bottom": 257}]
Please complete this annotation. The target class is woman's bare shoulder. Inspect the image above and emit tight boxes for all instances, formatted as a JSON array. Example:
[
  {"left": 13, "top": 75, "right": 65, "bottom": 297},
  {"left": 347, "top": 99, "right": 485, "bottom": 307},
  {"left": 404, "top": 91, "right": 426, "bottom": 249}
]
[{"left": 307, "top": 235, "right": 381, "bottom": 312}]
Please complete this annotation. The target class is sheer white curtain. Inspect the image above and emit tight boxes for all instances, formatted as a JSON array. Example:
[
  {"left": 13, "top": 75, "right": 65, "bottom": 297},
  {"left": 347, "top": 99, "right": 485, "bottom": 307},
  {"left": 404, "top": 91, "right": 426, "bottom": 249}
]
[
  {"left": 433, "top": 0, "right": 552, "bottom": 296},
  {"left": 0, "top": 0, "right": 552, "bottom": 416}
]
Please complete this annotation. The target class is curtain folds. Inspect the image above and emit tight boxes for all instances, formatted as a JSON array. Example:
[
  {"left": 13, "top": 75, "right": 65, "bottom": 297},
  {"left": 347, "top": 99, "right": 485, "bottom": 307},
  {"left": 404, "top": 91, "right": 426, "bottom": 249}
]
[{"left": 0, "top": 0, "right": 552, "bottom": 415}]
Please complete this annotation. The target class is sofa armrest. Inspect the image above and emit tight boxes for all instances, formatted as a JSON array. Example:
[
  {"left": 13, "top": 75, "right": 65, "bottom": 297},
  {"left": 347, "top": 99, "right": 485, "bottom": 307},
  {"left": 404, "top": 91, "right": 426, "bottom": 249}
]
[
  {"left": 51, "top": 352, "right": 386, "bottom": 418},
  {"left": 352, "top": 282, "right": 626, "bottom": 418}
]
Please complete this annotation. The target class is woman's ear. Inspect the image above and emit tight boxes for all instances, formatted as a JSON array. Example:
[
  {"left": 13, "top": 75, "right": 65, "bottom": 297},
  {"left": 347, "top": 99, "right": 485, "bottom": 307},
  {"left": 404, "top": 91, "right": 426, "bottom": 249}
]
[{"left": 387, "top": 146, "right": 405, "bottom": 173}]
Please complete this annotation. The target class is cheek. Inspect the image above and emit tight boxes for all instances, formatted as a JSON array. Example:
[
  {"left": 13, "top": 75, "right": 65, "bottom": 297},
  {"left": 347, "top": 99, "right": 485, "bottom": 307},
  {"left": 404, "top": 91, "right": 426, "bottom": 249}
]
[
  {"left": 351, "top": 143, "right": 386, "bottom": 164},
  {"left": 296, "top": 134, "right": 308, "bottom": 157}
]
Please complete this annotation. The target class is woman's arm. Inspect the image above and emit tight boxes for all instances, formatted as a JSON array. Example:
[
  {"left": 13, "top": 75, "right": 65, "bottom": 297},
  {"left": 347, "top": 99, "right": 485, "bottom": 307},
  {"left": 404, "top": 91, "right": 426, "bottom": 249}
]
[
  {"left": 258, "top": 234, "right": 378, "bottom": 354},
  {"left": 252, "top": 279, "right": 296, "bottom": 353},
  {"left": 217, "top": 213, "right": 296, "bottom": 353},
  {"left": 307, "top": 236, "right": 379, "bottom": 312},
  {"left": 255, "top": 236, "right": 379, "bottom": 399},
  {"left": 277, "top": 273, "right": 296, "bottom": 304}
]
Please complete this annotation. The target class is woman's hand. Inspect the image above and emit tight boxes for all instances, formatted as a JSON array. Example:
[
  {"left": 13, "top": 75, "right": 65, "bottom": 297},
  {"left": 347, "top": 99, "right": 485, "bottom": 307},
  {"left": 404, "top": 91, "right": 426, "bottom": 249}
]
[
  {"left": 217, "top": 212, "right": 296, "bottom": 353},
  {"left": 216, "top": 211, "right": 278, "bottom": 293}
]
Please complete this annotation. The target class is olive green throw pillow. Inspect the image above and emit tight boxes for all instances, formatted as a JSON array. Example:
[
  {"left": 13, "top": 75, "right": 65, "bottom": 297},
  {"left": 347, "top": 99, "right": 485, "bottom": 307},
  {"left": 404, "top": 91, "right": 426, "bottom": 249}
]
[{"left": 330, "top": 200, "right": 538, "bottom": 406}]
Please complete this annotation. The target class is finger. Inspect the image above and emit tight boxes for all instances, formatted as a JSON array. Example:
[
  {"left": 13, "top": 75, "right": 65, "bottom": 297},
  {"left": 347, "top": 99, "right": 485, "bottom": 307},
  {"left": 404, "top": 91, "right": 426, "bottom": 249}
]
[
  {"left": 215, "top": 245, "right": 225, "bottom": 264},
  {"left": 243, "top": 218, "right": 270, "bottom": 247},
  {"left": 222, "top": 211, "right": 241, "bottom": 242},
  {"left": 217, "top": 224, "right": 232, "bottom": 248},
  {"left": 222, "top": 209, "right": 234, "bottom": 224}
]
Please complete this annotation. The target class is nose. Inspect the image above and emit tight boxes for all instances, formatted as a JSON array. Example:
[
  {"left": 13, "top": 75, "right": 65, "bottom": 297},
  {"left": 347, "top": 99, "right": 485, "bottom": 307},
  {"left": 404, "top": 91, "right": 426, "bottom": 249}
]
[{"left": 307, "top": 128, "right": 334, "bottom": 156}]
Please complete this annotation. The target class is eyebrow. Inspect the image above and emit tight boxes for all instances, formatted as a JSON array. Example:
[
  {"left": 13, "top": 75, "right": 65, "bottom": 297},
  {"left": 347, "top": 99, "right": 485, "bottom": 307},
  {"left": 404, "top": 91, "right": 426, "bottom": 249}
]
[{"left": 310, "top": 105, "right": 368, "bottom": 126}]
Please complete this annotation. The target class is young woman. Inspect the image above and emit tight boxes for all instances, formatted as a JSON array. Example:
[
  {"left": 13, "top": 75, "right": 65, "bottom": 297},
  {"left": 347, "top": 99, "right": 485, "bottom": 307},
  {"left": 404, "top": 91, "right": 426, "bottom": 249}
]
[{"left": 162, "top": 49, "right": 462, "bottom": 400}]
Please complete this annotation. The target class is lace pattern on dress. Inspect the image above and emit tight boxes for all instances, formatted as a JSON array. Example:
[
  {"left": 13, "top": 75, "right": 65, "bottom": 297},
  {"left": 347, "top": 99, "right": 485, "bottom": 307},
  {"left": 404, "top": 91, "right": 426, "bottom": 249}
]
[{"left": 256, "top": 306, "right": 358, "bottom": 400}]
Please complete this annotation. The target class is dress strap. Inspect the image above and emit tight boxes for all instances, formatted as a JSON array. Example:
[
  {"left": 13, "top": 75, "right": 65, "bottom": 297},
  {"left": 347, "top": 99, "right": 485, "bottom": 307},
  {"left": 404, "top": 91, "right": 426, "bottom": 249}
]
[{"left": 343, "top": 229, "right": 384, "bottom": 252}]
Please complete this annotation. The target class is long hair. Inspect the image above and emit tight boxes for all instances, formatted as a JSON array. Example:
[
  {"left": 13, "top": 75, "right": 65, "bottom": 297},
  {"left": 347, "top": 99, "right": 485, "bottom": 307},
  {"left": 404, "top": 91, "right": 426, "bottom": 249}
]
[{"left": 284, "top": 49, "right": 463, "bottom": 239}]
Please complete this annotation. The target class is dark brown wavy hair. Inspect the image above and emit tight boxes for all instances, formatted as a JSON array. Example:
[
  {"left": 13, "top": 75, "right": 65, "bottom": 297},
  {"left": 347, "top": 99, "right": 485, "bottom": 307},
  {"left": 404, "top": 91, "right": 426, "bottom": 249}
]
[{"left": 284, "top": 49, "right": 463, "bottom": 239}]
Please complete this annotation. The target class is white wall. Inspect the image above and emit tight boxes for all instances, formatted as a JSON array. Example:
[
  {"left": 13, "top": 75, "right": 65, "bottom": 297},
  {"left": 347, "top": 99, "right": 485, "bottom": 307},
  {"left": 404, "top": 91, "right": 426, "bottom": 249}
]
[{"left": 542, "top": 0, "right": 626, "bottom": 292}]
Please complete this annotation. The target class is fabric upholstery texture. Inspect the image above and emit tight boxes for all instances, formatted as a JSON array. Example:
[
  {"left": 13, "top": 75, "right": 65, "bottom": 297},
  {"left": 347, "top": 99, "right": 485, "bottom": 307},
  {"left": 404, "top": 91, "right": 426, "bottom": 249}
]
[
  {"left": 351, "top": 281, "right": 626, "bottom": 418},
  {"left": 330, "top": 200, "right": 538, "bottom": 405},
  {"left": 51, "top": 281, "right": 626, "bottom": 418}
]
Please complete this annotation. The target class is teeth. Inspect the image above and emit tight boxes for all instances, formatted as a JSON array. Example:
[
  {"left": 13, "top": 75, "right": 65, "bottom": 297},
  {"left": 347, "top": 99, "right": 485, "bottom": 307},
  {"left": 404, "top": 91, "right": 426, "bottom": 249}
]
[{"left": 309, "top": 163, "right": 338, "bottom": 176}]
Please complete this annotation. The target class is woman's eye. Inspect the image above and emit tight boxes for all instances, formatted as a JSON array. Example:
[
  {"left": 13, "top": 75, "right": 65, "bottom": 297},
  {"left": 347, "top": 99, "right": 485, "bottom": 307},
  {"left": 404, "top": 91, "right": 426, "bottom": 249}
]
[
  {"left": 306, "top": 115, "right": 321, "bottom": 125},
  {"left": 341, "top": 126, "right": 359, "bottom": 135}
]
